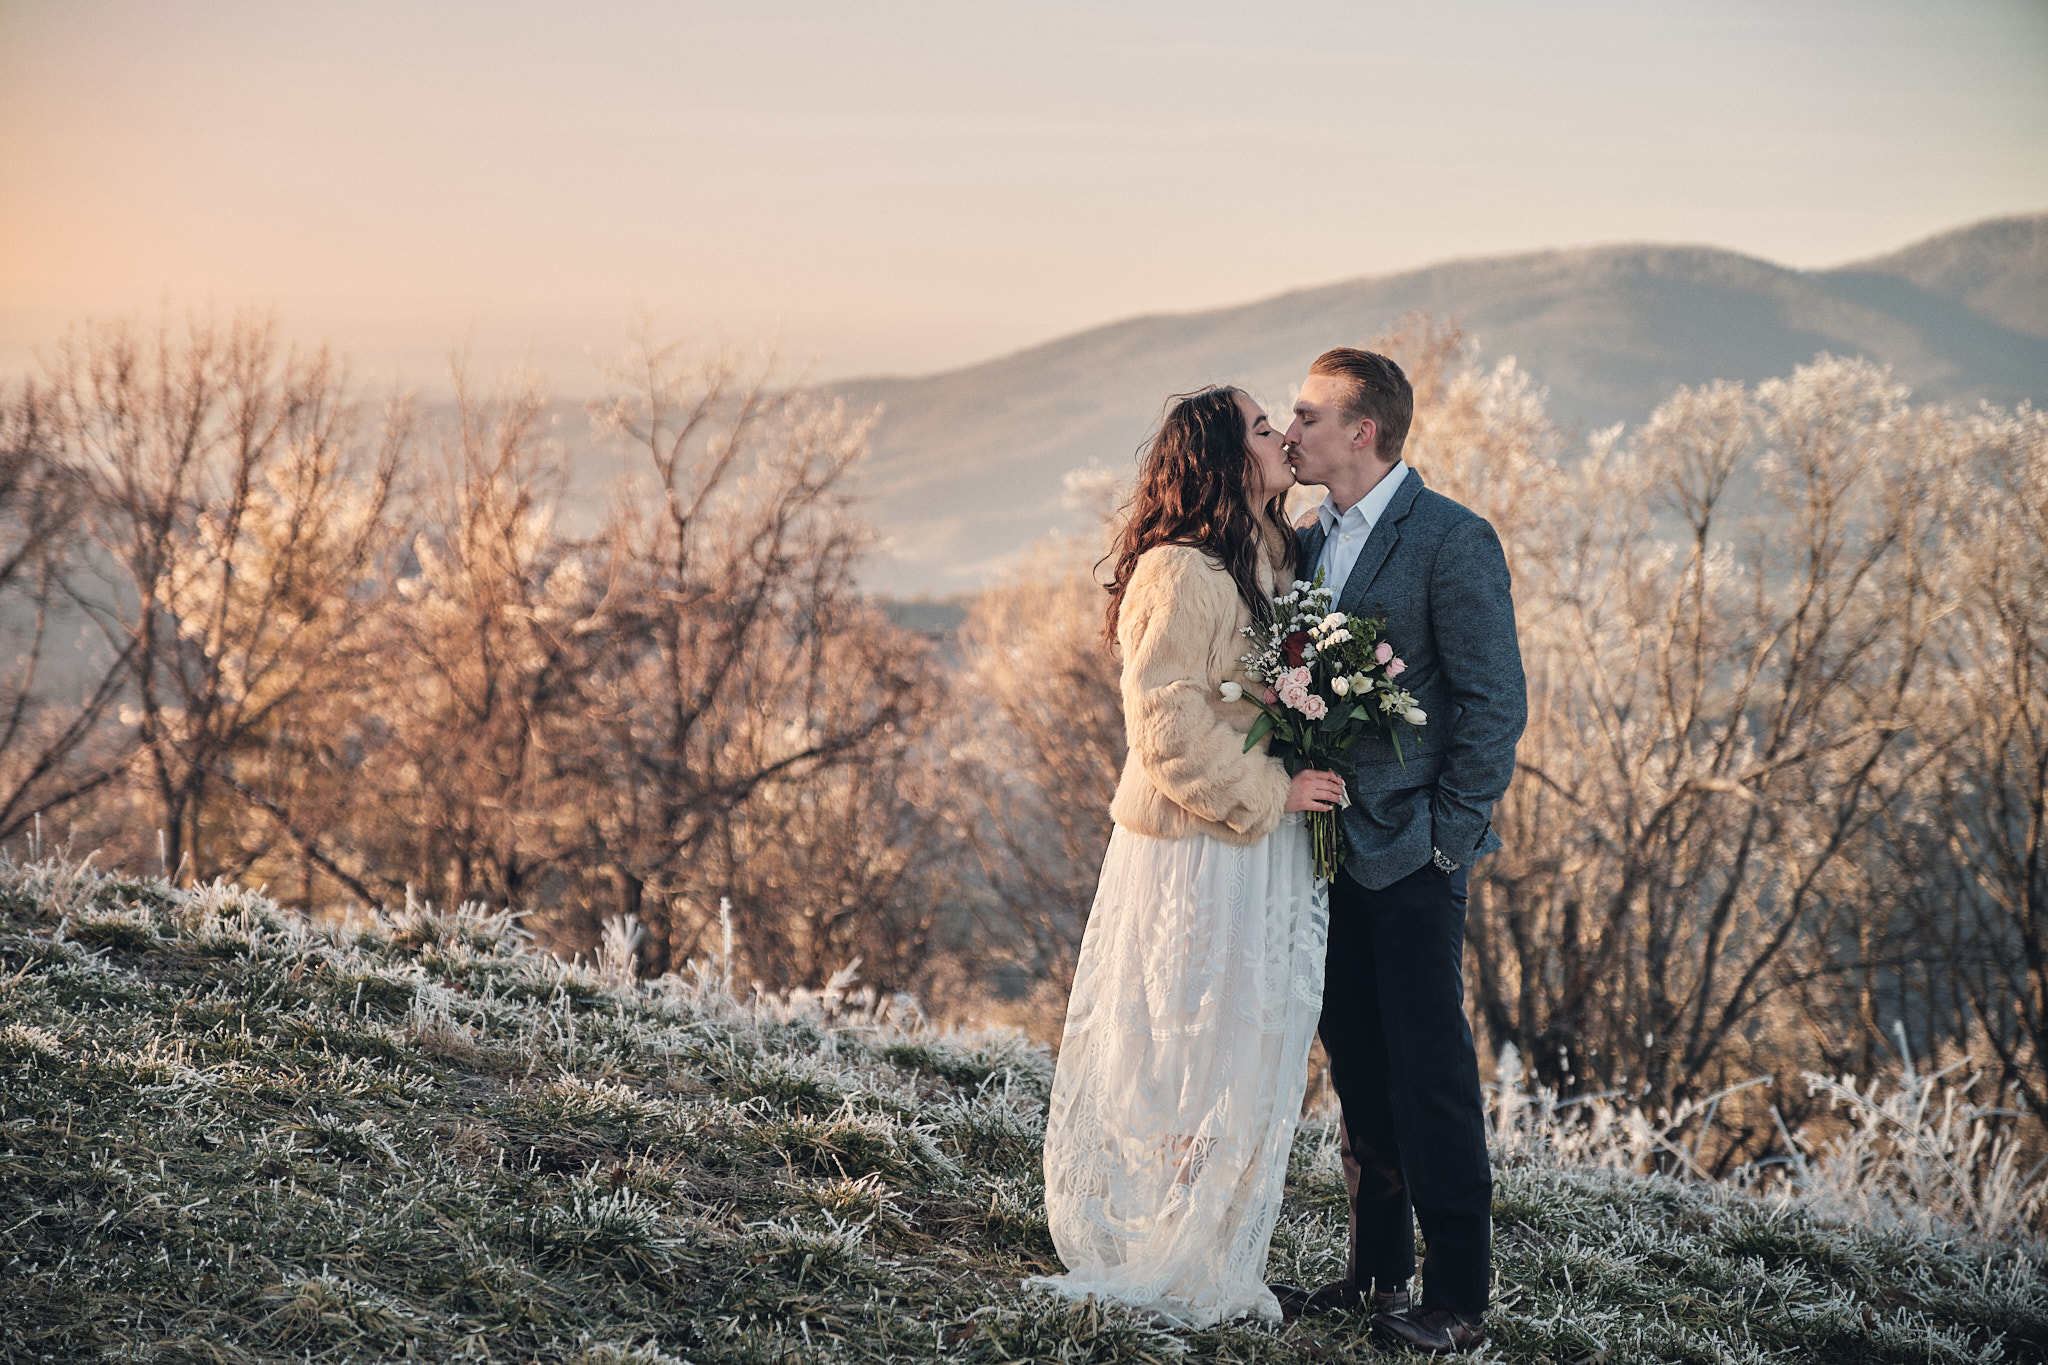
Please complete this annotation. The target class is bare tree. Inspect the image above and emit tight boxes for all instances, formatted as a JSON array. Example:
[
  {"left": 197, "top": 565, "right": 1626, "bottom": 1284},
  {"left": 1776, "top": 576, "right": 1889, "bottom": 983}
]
[
  {"left": 1890, "top": 406, "right": 2048, "bottom": 1117},
  {"left": 1450, "top": 357, "right": 1960, "bottom": 1133},
  {"left": 40, "top": 315, "right": 402, "bottom": 881},
  {"left": 316, "top": 377, "right": 603, "bottom": 912},
  {"left": 90, "top": 330, "right": 963, "bottom": 998},
  {"left": 579, "top": 337, "right": 943, "bottom": 985}
]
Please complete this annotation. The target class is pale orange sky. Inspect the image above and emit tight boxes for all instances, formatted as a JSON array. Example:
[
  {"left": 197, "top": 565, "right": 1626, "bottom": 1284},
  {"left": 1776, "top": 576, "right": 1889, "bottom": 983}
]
[{"left": 3, "top": 0, "right": 2044, "bottom": 390}]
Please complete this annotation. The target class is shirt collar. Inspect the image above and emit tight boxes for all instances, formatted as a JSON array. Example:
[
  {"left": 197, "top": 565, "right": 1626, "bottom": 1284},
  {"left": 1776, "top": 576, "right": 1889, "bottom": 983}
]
[{"left": 1316, "top": 461, "right": 1409, "bottom": 535}]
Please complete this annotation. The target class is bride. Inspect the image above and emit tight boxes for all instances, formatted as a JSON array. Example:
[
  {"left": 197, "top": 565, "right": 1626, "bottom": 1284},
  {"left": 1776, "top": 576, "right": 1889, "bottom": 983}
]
[{"left": 1026, "top": 385, "right": 1345, "bottom": 1327}]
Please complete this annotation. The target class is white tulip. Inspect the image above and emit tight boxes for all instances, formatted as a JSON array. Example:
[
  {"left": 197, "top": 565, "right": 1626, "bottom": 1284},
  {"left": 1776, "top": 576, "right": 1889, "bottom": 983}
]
[
  {"left": 1331, "top": 676, "right": 1350, "bottom": 696},
  {"left": 1218, "top": 681, "right": 1243, "bottom": 703},
  {"left": 1405, "top": 706, "right": 1428, "bottom": 725}
]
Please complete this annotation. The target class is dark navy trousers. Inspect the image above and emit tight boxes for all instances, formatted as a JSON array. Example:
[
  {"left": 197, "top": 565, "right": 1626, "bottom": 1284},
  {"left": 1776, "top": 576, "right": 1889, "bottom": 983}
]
[{"left": 1319, "top": 861, "right": 1492, "bottom": 1315}]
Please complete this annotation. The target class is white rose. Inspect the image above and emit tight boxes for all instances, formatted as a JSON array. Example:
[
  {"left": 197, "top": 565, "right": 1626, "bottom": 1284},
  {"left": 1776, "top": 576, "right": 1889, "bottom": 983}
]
[
  {"left": 1218, "top": 681, "right": 1243, "bottom": 703},
  {"left": 1405, "top": 706, "right": 1428, "bottom": 725}
]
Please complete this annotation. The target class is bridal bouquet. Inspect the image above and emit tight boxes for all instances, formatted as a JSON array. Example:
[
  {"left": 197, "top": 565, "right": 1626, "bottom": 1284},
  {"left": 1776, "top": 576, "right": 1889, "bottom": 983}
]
[{"left": 1225, "top": 569, "right": 1427, "bottom": 882}]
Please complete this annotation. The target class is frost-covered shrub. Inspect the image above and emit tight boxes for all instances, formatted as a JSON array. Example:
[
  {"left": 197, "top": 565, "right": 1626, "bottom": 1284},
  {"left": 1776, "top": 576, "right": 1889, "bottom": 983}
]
[
  {"left": 1487, "top": 1040, "right": 2048, "bottom": 1251},
  {"left": 754, "top": 1107, "right": 958, "bottom": 1186},
  {"left": 0, "top": 1022, "right": 67, "bottom": 1066},
  {"left": 64, "top": 902, "right": 160, "bottom": 952},
  {"left": 1771, "top": 1042, "right": 2048, "bottom": 1245},
  {"left": 714, "top": 1052, "right": 850, "bottom": 1114},
  {"left": 531, "top": 1185, "right": 677, "bottom": 1273},
  {"left": 742, "top": 1215, "right": 874, "bottom": 1285}
]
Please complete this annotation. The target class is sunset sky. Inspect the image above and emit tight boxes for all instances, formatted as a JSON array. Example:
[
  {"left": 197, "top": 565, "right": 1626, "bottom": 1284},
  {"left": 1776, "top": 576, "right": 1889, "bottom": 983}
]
[{"left": 3, "top": 0, "right": 2043, "bottom": 390}]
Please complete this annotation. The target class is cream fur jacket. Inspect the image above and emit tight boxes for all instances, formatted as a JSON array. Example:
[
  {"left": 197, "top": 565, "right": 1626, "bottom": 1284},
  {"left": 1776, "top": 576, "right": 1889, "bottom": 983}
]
[{"left": 1108, "top": 532, "right": 1294, "bottom": 846}]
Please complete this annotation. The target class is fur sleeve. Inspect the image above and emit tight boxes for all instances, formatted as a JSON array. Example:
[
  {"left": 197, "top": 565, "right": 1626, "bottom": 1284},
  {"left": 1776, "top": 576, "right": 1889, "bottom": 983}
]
[{"left": 1119, "top": 547, "right": 1292, "bottom": 838}]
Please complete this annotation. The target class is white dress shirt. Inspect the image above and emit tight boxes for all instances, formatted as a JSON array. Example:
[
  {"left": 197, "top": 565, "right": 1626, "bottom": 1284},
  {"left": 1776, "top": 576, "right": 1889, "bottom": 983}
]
[{"left": 1314, "top": 461, "right": 1409, "bottom": 601}]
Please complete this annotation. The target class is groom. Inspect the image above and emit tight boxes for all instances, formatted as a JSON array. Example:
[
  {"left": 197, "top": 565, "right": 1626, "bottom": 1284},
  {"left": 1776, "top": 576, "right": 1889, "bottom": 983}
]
[{"left": 1270, "top": 348, "right": 1525, "bottom": 1354}]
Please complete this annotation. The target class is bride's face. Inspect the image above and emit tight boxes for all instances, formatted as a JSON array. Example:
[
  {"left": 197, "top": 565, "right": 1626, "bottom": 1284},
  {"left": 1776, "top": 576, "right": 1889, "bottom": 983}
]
[{"left": 1237, "top": 392, "right": 1294, "bottom": 505}]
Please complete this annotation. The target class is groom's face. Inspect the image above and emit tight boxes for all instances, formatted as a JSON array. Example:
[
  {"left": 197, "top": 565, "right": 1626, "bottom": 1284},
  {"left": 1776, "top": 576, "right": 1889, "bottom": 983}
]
[{"left": 1284, "top": 373, "right": 1377, "bottom": 487}]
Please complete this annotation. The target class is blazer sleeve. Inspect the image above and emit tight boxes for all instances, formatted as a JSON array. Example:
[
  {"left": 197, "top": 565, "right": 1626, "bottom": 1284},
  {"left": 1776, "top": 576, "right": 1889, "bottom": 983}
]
[
  {"left": 1426, "top": 515, "right": 1528, "bottom": 860},
  {"left": 1120, "top": 548, "right": 1293, "bottom": 838}
]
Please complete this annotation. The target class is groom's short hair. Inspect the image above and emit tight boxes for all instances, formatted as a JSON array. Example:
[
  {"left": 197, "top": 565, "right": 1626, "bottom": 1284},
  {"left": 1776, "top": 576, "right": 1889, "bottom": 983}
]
[{"left": 1310, "top": 348, "right": 1412, "bottom": 461}]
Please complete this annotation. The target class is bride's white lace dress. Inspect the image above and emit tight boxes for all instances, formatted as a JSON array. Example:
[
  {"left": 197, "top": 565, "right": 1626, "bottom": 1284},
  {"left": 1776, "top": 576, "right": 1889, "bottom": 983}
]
[{"left": 1026, "top": 813, "right": 1329, "bottom": 1327}]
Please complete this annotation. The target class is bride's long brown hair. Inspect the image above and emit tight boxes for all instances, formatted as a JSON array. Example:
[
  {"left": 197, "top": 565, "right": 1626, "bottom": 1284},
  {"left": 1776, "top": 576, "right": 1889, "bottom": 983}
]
[{"left": 1101, "top": 385, "right": 1297, "bottom": 649}]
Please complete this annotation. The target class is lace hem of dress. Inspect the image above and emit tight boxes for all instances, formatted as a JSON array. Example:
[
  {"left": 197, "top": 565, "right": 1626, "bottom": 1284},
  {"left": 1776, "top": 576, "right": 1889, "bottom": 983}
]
[{"left": 1029, "top": 815, "right": 1329, "bottom": 1329}]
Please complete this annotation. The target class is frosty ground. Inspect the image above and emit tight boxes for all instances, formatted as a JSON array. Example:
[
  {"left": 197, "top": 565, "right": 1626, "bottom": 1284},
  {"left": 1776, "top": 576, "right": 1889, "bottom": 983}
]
[{"left": 1, "top": 857, "right": 2041, "bottom": 1363}]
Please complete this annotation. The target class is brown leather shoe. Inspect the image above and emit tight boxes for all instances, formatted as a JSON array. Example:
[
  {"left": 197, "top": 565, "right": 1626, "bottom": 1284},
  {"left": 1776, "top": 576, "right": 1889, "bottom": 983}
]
[
  {"left": 1267, "top": 1280, "right": 1411, "bottom": 1320},
  {"left": 1371, "top": 1305, "right": 1485, "bottom": 1354}
]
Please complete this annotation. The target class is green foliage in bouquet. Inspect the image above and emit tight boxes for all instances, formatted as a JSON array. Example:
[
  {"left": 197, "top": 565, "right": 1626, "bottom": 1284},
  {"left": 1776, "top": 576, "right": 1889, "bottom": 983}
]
[{"left": 1233, "top": 568, "right": 1428, "bottom": 881}]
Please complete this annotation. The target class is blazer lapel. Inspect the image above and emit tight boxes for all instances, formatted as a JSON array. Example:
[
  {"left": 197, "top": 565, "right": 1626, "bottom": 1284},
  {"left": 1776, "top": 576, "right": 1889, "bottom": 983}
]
[
  {"left": 1337, "top": 469, "right": 1425, "bottom": 614},
  {"left": 1296, "top": 520, "right": 1328, "bottom": 585}
]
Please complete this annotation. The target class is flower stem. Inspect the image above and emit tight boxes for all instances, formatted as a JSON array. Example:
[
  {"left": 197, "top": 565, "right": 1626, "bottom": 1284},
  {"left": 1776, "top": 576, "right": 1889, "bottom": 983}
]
[{"left": 1311, "top": 809, "right": 1340, "bottom": 883}]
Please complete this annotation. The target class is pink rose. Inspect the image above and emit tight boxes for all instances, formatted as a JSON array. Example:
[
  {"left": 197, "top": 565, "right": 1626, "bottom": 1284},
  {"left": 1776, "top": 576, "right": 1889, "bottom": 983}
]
[
  {"left": 1388, "top": 658, "right": 1406, "bottom": 677},
  {"left": 1301, "top": 694, "right": 1328, "bottom": 720},
  {"left": 1279, "top": 682, "right": 1311, "bottom": 711},
  {"left": 1375, "top": 641, "right": 1394, "bottom": 665},
  {"left": 1287, "top": 666, "right": 1312, "bottom": 687}
]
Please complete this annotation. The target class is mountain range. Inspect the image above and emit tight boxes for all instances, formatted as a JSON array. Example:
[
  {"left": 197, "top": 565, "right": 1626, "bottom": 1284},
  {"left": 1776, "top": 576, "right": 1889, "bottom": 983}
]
[{"left": 827, "top": 213, "right": 2047, "bottom": 596}]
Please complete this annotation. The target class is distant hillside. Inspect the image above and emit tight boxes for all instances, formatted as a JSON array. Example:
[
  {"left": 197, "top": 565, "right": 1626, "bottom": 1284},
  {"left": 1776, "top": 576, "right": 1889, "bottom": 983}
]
[
  {"left": 1841, "top": 214, "right": 2048, "bottom": 340},
  {"left": 830, "top": 214, "right": 2048, "bottom": 594}
]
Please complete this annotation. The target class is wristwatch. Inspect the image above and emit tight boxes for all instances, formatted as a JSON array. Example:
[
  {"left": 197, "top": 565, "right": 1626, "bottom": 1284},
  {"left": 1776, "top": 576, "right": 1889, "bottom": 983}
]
[{"left": 1431, "top": 847, "right": 1460, "bottom": 874}]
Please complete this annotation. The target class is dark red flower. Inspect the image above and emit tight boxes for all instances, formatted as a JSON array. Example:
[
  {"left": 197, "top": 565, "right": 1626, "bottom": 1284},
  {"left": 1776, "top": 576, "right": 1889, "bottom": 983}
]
[{"left": 1282, "top": 630, "right": 1311, "bottom": 667}]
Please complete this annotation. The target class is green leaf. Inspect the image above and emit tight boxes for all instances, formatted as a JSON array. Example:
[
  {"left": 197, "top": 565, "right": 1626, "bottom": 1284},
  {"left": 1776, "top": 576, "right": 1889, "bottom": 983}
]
[{"left": 1244, "top": 711, "right": 1276, "bottom": 752}]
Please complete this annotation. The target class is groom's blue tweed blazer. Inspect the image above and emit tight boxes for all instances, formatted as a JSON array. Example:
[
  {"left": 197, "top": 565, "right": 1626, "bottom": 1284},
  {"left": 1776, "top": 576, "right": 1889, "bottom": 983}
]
[{"left": 1296, "top": 468, "right": 1527, "bottom": 890}]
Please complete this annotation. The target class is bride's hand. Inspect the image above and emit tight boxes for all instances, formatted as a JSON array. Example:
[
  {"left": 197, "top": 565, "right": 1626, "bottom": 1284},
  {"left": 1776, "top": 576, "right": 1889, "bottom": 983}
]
[{"left": 1285, "top": 769, "right": 1346, "bottom": 813}]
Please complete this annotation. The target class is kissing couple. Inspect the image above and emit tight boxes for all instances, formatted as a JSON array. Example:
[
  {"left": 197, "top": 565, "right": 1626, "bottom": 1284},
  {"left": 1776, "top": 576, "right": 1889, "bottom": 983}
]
[{"left": 1024, "top": 348, "right": 1527, "bottom": 1355}]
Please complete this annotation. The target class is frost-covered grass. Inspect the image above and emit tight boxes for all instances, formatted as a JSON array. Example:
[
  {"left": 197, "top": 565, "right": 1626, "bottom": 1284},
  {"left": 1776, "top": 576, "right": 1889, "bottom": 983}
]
[{"left": 0, "top": 855, "right": 2043, "bottom": 1363}]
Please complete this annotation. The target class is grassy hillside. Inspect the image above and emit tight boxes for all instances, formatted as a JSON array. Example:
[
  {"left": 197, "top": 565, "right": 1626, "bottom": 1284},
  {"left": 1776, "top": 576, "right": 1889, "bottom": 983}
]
[{"left": 2, "top": 856, "right": 2042, "bottom": 1363}]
